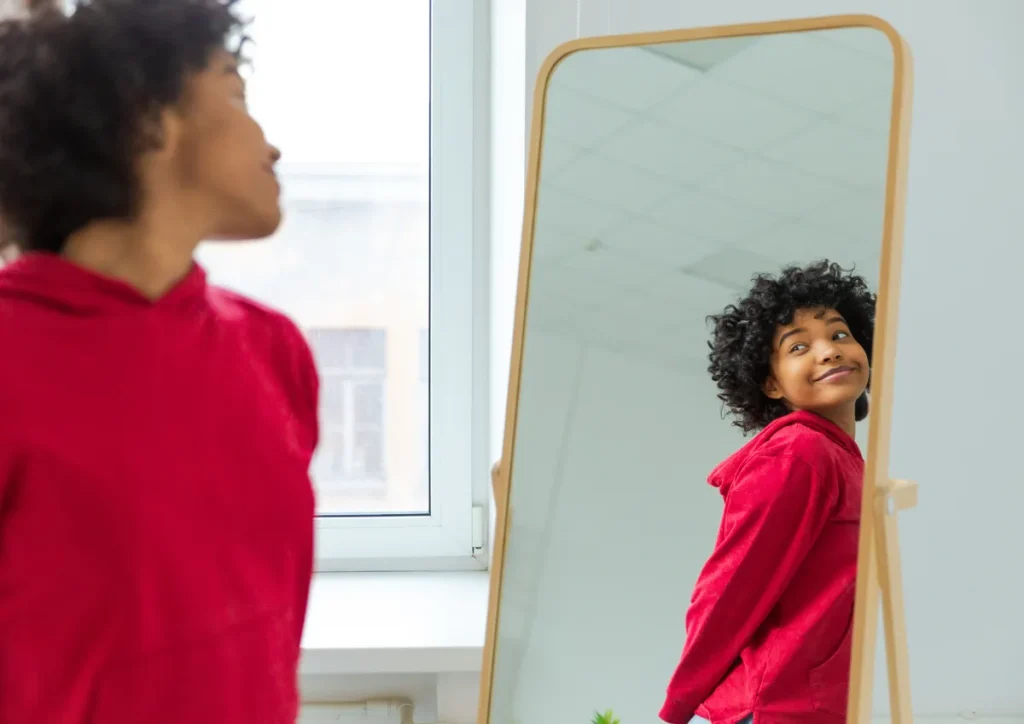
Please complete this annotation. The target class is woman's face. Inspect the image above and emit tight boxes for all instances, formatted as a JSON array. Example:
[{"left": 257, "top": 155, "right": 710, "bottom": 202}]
[
  {"left": 168, "top": 49, "right": 282, "bottom": 241},
  {"left": 763, "top": 306, "right": 870, "bottom": 421}
]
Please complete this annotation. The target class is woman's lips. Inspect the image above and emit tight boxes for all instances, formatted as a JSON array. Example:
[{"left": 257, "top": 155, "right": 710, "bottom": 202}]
[
  {"left": 264, "top": 167, "right": 280, "bottom": 192},
  {"left": 815, "top": 365, "right": 855, "bottom": 383}
]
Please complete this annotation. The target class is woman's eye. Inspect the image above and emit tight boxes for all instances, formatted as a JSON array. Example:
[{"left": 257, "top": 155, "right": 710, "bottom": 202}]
[
  {"left": 789, "top": 343, "right": 808, "bottom": 353},
  {"left": 834, "top": 330, "right": 849, "bottom": 340}
]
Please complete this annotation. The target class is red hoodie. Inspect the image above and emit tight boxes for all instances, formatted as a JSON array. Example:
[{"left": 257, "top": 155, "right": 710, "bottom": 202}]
[
  {"left": 660, "top": 410, "right": 863, "bottom": 724},
  {"left": 0, "top": 254, "right": 318, "bottom": 724}
]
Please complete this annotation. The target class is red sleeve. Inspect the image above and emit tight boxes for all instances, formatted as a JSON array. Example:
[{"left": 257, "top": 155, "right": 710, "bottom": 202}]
[
  {"left": 293, "top": 330, "right": 318, "bottom": 645},
  {"left": 289, "top": 325, "right": 320, "bottom": 460},
  {"left": 0, "top": 428, "right": 13, "bottom": 514},
  {"left": 660, "top": 454, "right": 837, "bottom": 724},
  {"left": 273, "top": 318, "right": 320, "bottom": 647},
  {"left": 0, "top": 456, "right": 8, "bottom": 516}
]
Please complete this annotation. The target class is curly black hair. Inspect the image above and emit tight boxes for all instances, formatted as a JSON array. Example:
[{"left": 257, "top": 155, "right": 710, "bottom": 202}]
[
  {"left": 707, "top": 259, "right": 876, "bottom": 434},
  {"left": 0, "top": 0, "right": 247, "bottom": 254}
]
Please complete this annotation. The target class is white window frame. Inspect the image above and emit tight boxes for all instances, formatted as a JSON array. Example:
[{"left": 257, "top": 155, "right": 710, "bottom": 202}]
[{"left": 315, "top": 0, "right": 490, "bottom": 572}]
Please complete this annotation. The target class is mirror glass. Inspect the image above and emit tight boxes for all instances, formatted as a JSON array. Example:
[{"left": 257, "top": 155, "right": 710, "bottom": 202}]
[{"left": 490, "top": 26, "right": 896, "bottom": 724}]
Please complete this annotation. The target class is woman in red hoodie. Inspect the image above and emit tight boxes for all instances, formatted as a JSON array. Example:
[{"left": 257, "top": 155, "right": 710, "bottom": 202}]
[
  {"left": 660, "top": 261, "right": 876, "bottom": 724},
  {"left": 0, "top": 2, "right": 318, "bottom": 722}
]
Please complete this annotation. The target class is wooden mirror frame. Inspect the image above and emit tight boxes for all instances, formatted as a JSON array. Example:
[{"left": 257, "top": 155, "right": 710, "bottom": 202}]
[{"left": 480, "top": 14, "right": 915, "bottom": 724}]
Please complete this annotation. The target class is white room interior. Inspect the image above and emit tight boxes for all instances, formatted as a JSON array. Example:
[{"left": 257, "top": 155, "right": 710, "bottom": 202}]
[
  {"left": 0, "top": 1, "right": 1018, "bottom": 723},
  {"left": 484, "top": 1, "right": 1024, "bottom": 723},
  {"left": 300, "top": 0, "right": 1024, "bottom": 722}
]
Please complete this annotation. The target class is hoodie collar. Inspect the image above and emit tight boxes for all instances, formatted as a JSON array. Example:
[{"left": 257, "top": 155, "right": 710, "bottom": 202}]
[
  {"left": 0, "top": 252, "right": 208, "bottom": 316},
  {"left": 708, "top": 410, "right": 862, "bottom": 494}
]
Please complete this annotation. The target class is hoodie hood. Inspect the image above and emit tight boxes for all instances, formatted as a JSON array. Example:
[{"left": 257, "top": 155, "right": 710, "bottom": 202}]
[
  {"left": 708, "top": 409, "right": 862, "bottom": 495},
  {"left": 0, "top": 252, "right": 207, "bottom": 316}
]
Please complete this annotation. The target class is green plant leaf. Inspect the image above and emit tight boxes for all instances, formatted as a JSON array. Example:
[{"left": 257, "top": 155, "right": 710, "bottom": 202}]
[{"left": 592, "top": 709, "right": 620, "bottom": 724}]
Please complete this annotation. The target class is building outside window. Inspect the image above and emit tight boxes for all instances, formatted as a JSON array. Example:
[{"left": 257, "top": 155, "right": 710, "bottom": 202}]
[{"left": 198, "top": 0, "right": 485, "bottom": 569}]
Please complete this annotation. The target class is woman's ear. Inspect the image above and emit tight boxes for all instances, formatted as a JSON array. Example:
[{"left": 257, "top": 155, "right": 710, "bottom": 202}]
[
  {"left": 763, "top": 376, "right": 784, "bottom": 401},
  {"left": 155, "top": 106, "right": 185, "bottom": 160}
]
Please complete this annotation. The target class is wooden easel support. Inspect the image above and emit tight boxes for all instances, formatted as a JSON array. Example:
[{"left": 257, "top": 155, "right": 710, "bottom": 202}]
[
  {"left": 491, "top": 461, "right": 505, "bottom": 517},
  {"left": 875, "top": 478, "right": 918, "bottom": 724}
]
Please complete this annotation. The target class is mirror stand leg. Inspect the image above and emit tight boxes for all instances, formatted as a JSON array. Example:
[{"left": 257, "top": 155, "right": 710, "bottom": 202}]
[{"left": 876, "top": 479, "right": 918, "bottom": 724}]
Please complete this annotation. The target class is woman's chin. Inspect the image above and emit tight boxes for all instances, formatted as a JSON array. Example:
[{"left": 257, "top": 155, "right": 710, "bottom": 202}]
[{"left": 208, "top": 209, "right": 283, "bottom": 242}]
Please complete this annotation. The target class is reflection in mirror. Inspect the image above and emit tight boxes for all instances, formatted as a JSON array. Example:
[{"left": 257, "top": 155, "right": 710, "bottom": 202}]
[{"left": 490, "top": 25, "right": 897, "bottom": 724}]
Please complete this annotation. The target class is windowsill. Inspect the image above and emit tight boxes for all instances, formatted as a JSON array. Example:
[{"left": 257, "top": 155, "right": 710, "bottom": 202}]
[{"left": 300, "top": 570, "right": 489, "bottom": 675}]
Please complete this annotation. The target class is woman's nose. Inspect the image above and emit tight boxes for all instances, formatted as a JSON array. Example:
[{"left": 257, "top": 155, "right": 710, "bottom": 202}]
[{"left": 819, "top": 342, "right": 842, "bottom": 362}]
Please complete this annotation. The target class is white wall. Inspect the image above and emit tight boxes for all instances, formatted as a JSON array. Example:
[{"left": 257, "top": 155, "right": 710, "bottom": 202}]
[
  {"left": 503, "top": 333, "right": 739, "bottom": 724},
  {"left": 489, "top": 0, "right": 528, "bottom": 464},
  {"left": 486, "top": 0, "right": 1024, "bottom": 718}
]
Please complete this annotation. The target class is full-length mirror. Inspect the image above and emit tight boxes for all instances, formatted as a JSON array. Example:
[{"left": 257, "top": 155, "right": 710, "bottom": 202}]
[{"left": 483, "top": 16, "right": 912, "bottom": 724}]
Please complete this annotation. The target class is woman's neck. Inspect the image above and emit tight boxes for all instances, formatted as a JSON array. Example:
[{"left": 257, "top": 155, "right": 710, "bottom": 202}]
[
  {"left": 815, "top": 404, "right": 857, "bottom": 439},
  {"left": 62, "top": 217, "right": 202, "bottom": 301}
]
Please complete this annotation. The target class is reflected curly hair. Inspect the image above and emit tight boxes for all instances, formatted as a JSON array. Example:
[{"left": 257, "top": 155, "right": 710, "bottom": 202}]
[
  {"left": 707, "top": 260, "right": 876, "bottom": 435},
  {"left": 0, "top": 0, "right": 247, "bottom": 254}
]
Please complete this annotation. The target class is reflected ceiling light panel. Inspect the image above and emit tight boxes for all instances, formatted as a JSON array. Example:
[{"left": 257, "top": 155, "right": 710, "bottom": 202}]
[
  {"left": 680, "top": 247, "right": 780, "bottom": 293},
  {"left": 642, "top": 35, "right": 758, "bottom": 73}
]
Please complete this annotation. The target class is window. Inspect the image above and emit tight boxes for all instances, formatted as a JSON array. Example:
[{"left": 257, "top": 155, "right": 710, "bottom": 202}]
[
  {"left": 309, "top": 328, "right": 391, "bottom": 503},
  {"left": 196, "top": 0, "right": 487, "bottom": 570}
]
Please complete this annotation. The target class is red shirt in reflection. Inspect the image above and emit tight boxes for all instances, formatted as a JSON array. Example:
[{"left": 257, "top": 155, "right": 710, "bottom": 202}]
[{"left": 661, "top": 410, "right": 863, "bottom": 724}]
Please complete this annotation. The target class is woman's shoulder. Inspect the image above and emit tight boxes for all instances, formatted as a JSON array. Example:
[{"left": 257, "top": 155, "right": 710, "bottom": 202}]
[
  {"left": 206, "top": 286, "right": 318, "bottom": 444},
  {"left": 206, "top": 285, "right": 315, "bottom": 385},
  {"left": 206, "top": 285, "right": 309, "bottom": 352},
  {"left": 757, "top": 422, "right": 828, "bottom": 458}
]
